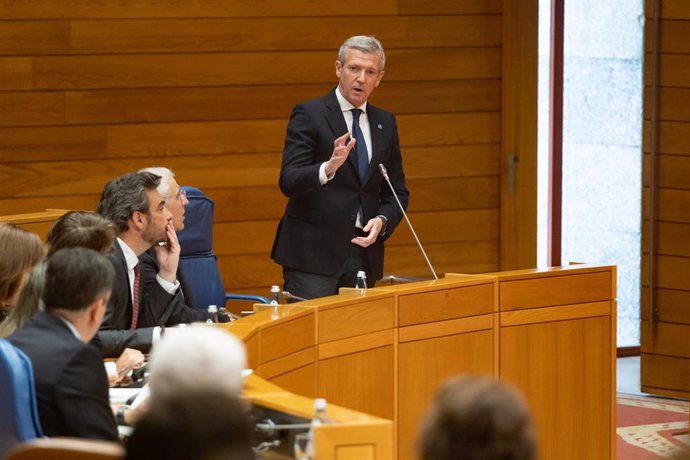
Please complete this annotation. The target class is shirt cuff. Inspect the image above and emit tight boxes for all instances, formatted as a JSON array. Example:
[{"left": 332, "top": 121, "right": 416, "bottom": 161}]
[
  {"left": 319, "top": 162, "right": 335, "bottom": 185},
  {"left": 104, "top": 361, "right": 117, "bottom": 378},
  {"left": 156, "top": 274, "right": 180, "bottom": 294}
]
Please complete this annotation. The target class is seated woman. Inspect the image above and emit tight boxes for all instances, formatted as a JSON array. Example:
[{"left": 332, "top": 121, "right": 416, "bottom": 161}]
[
  {"left": 0, "top": 212, "right": 144, "bottom": 387},
  {"left": 0, "top": 222, "right": 44, "bottom": 326},
  {"left": 1, "top": 211, "right": 115, "bottom": 338}
]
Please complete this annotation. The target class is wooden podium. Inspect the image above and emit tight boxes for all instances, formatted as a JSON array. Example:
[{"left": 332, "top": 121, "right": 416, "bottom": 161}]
[
  {"left": 227, "top": 264, "right": 616, "bottom": 460},
  {"left": 6, "top": 212, "right": 615, "bottom": 459}
]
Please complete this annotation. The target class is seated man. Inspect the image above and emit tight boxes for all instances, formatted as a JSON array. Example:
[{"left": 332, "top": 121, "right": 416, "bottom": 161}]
[
  {"left": 138, "top": 167, "right": 206, "bottom": 324},
  {"left": 8, "top": 247, "right": 118, "bottom": 440},
  {"left": 418, "top": 375, "right": 537, "bottom": 460},
  {"left": 95, "top": 171, "right": 180, "bottom": 357}
]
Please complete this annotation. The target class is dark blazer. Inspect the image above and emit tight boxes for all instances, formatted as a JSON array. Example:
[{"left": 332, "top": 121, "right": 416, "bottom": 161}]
[
  {"left": 96, "top": 242, "right": 169, "bottom": 357},
  {"left": 271, "top": 88, "right": 409, "bottom": 279},
  {"left": 140, "top": 248, "right": 206, "bottom": 325},
  {"left": 8, "top": 311, "right": 118, "bottom": 441}
]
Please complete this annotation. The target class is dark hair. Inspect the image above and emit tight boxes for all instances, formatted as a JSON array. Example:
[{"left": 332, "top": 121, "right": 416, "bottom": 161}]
[
  {"left": 43, "top": 248, "right": 114, "bottom": 312},
  {"left": 96, "top": 172, "right": 161, "bottom": 234},
  {"left": 418, "top": 375, "right": 537, "bottom": 460},
  {"left": 47, "top": 211, "right": 116, "bottom": 257},
  {"left": 126, "top": 390, "right": 255, "bottom": 460}
]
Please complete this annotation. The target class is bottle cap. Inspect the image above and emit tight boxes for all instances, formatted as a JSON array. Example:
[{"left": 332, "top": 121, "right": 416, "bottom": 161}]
[
  {"left": 271, "top": 285, "right": 280, "bottom": 293},
  {"left": 208, "top": 304, "right": 218, "bottom": 312},
  {"left": 356, "top": 270, "right": 366, "bottom": 278},
  {"left": 314, "top": 398, "right": 327, "bottom": 411}
]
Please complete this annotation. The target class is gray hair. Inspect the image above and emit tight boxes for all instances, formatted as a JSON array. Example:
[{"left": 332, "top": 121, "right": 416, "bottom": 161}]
[
  {"left": 96, "top": 172, "right": 161, "bottom": 234},
  {"left": 139, "top": 167, "right": 175, "bottom": 199},
  {"left": 338, "top": 35, "right": 386, "bottom": 70},
  {"left": 149, "top": 326, "right": 247, "bottom": 401}
]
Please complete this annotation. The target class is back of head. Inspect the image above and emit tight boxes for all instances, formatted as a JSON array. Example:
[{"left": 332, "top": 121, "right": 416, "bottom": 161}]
[
  {"left": 126, "top": 389, "right": 254, "bottom": 460},
  {"left": 339, "top": 35, "right": 386, "bottom": 69},
  {"left": 96, "top": 172, "right": 161, "bottom": 234},
  {"left": 0, "top": 262, "right": 46, "bottom": 338},
  {"left": 149, "top": 326, "right": 246, "bottom": 401},
  {"left": 418, "top": 375, "right": 537, "bottom": 460},
  {"left": 138, "top": 167, "right": 175, "bottom": 199},
  {"left": 46, "top": 211, "right": 116, "bottom": 257},
  {"left": 43, "top": 248, "right": 114, "bottom": 313},
  {"left": 0, "top": 222, "right": 44, "bottom": 309}
]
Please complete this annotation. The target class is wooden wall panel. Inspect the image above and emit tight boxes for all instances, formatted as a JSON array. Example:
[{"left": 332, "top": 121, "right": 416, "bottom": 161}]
[
  {"left": 642, "top": 2, "right": 690, "bottom": 398},
  {"left": 1, "top": 1, "right": 504, "bottom": 304}
]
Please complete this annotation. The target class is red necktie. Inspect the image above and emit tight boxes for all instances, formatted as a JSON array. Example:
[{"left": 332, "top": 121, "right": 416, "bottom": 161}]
[{"left": 130, "top": 264, "right": 141, "bottom": 329}]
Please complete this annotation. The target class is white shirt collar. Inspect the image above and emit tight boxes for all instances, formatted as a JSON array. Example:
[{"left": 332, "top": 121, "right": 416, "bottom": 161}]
[
  {"left": 336, "top": 86, "right": 367, "bottom": 114},
  {"left": 55, "top": 314, "right": 81, "bottom": 340},
  {"left": 117, "top": 237, "right": 139, "bottom": 271}
]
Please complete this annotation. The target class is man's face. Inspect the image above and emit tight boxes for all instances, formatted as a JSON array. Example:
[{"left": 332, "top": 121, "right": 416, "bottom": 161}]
[
  {"left": 164, "top": 178, "right": 188, "bottom": 232},
  {"left": 335, "top": 48, "right": 385, "bottom": 108},
  {"left": 141, "top": 189, "right": 172, "bottom": 246}
]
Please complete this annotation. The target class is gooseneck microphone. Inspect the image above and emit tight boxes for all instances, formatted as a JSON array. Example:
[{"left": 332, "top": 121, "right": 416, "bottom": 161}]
[{"left": 379, "top": 164, "right": 438, "bottom": 280}]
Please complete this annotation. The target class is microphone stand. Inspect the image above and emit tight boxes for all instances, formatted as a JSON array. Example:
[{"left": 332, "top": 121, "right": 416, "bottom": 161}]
[{"left": 378, "top": 164, "right": 438, "bottom": 280}]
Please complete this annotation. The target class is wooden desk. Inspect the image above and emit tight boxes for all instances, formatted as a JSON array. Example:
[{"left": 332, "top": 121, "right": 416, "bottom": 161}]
[
  {"left": 227, "top": 264, "right": 616, "bottom": 460},
  {"left": 0, "top": 209, "right": 68, "bottom": 238}
]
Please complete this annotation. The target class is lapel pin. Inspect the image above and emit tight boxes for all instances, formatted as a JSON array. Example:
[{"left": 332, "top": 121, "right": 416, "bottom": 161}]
[{"left": 378, "top": 124, "right": 383, "bottom": 130}]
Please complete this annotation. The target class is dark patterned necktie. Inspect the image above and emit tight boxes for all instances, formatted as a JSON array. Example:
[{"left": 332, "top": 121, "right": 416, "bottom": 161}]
[
  {"left": 351, "top": 109, "right": 369, "bottom": 180},
  {"left": 130, "top": 263, "right": 140, "bottom": 329}
]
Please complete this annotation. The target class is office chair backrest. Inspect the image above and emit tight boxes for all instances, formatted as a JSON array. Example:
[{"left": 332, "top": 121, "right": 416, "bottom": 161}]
[
  {"left": 0, "top": 339, "right": 44, "bottom": 458},
  {"left": 4, "top": 438, "right": 124, "bottom": 460},
  {"left": 177, "top": 186, "right": 227, "bottom": 310}
]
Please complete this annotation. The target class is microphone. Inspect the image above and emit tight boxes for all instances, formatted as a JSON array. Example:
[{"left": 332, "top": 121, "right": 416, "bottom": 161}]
[
  {"left": 282, "top": 290, "right": 308, "bottom": 302},
  {"left": 378, "top": 164, "right": 438, "bottom": 280}
]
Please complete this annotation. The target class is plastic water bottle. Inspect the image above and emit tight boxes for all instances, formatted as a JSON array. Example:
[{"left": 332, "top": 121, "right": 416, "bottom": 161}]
[
  {"left": 270, "top": 285, "right": 281, "bottom": 305},
  {"left": 307, "top": 398, "right": 329, "bottom": 458},
  {"left": 355, "top": 271, "right": 367, "bottom": 295},
  {"left": 206, "top": 304, "right": 219, "bottom": 323}
]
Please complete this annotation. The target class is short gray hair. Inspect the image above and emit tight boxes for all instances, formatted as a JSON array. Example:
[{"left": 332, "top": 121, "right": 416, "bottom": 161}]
[
  {"left": 338, "top": 35, "right": 386, "bottom": 70},
  {"left": 139, "top": 167, "right": 175, "bottom": 199},
  {"left": 149, "top": 326, "right": 247, "bottom": 401}
]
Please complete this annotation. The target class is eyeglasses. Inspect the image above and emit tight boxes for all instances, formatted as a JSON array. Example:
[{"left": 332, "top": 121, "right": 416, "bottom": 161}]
[{"left": 166, "top": 188, "right": 187, "bottom": 202}]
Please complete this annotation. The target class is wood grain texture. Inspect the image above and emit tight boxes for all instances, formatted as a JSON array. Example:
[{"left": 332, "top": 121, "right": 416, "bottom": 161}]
[
  {"left": 500, "top": 316, "right": 612, "bottom": 460},
  {"left": 318, "top": 298, "right": 394, "bottom": 343},
  {"left": 398, "top": 282, "right": 494, "bottom": 326},
  {"left": 261, "top": 313, "right": 315, "bottom": 363},
  {"left": 0, "top": 0, "right": 399, "bottom": 19},
  {"left": 398, "top": 329, "right": 493, "bottom": 460},
  {"left": 1, "top": 0, "right": 506, "bottom": 311},
  {"left": 318, "top": 345, "right": 394, "bottom": 420},
  {"left": 68, "top": 16, "right": 501, "bottom": 54},
  {"left": 499, "top": 271, "right": 612, "bottom": 311}
]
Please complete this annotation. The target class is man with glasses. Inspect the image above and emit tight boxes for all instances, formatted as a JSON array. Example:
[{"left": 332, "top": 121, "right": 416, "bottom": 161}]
[
  {"left": 272, "top": 35, "right": 409, "bottom": 300},
  {"left": 138, "top": 167, "right": 206, "bottom": 325}
]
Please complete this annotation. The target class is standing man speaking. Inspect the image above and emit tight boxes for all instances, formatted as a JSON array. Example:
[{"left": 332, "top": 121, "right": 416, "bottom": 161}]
[{"left": 272, "top": 36, "right": 409, "bottom": 300}]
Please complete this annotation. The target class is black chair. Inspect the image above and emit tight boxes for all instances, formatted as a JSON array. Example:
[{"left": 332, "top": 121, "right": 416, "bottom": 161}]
[{"left": 176, "top": 186, "right": 269, "bottom": 310}]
